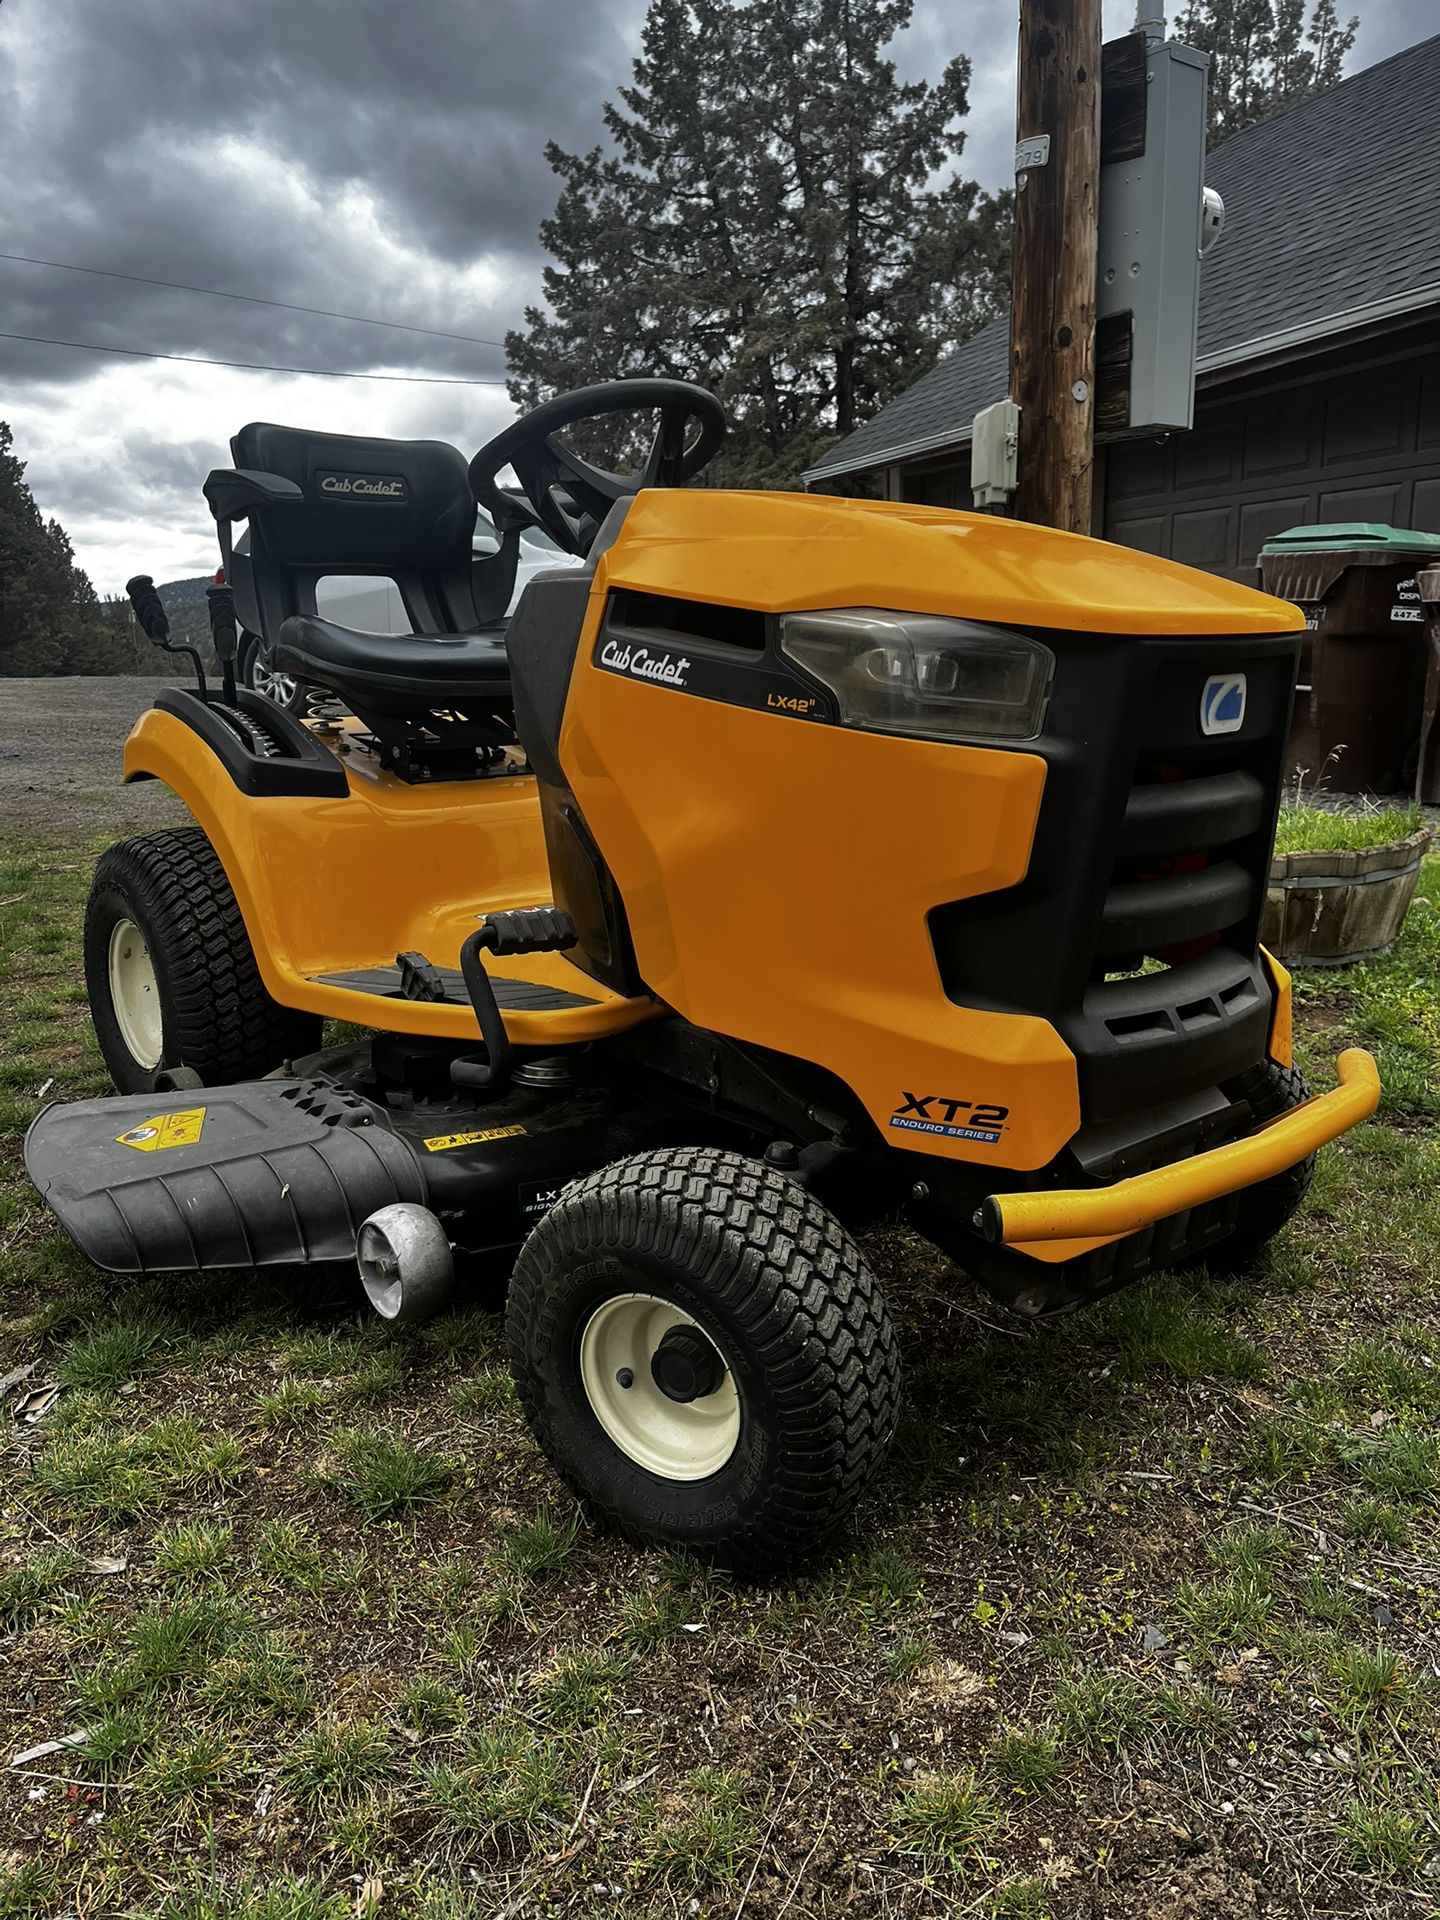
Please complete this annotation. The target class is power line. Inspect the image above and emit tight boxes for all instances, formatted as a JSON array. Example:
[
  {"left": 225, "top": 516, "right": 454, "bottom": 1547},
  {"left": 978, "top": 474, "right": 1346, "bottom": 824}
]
[
  {"left": 0, "top": 250, "right": 509, "bottom": 350},
  {"left": 0, "top": 328, "right": 511, "bottom": 385}
]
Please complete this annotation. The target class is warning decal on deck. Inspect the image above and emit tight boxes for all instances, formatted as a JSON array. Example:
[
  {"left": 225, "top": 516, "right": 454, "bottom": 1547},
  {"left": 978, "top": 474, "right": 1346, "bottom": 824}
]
[
  {"left": 423, "top": 1123, "right": 527, "bottom": 1153},
  {"left": 116, "top": 1107, "right": 207, "bottom": 1152}
]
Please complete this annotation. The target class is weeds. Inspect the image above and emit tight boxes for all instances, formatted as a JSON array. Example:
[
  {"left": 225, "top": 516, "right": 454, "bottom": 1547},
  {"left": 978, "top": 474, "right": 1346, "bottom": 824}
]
[
  {"left": 493, "top": 1508, "right": 579, "bottom": 1581},
  {"left": 895, "top": 1771, "right": 1006, "bottom": 1871},
  {"left": 989, "top": 1726, "right": 1062, "bottom": 1793},
  {"left": 319, "top": 1428, "right": 452, "bottom": 1519},
  {"left": 1054, "top": 1672, "right": 1153, "bottom": 1751},
  {"left": 281, "top": 1721, "right": 393, "bottom": 1810},
  {"left": 644, "top": 1768, "right": 755, "bottom": 1888}
]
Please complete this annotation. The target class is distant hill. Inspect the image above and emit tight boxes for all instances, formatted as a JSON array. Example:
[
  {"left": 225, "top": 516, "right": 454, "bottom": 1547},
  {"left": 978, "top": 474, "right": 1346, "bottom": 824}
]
[
  {"left": 156, "top": 573, "right": 221, "bottom": 667},
  {"left": 98, "top": 573, "right": 223, "bottom": 678},
  {"left": 157, "top": 574, "right": 216, "bottom": 607}
]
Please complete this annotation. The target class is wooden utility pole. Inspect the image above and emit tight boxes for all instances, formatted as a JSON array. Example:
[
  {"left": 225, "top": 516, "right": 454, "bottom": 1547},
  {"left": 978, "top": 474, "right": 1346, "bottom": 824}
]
[{"left": 1009, "top": 0, "right": 1103, "bottom": 532}]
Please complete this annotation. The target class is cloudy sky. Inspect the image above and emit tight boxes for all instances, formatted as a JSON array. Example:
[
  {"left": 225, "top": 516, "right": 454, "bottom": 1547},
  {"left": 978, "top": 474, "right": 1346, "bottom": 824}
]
[{"left": 0, "top": 0, "right": 1431, "bottom": 593}]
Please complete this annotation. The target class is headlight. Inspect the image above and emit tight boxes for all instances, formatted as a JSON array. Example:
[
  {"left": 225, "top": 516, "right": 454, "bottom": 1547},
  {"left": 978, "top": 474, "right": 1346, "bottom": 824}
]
[{"left": 780, "top": 608, "right": 1053, "bottom": 743}]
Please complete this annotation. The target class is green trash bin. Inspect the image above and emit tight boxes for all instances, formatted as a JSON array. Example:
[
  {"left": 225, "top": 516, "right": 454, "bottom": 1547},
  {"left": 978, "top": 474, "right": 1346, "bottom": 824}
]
[{"left": 1259, "top": 522, "right": 1440, "bottom": 792}]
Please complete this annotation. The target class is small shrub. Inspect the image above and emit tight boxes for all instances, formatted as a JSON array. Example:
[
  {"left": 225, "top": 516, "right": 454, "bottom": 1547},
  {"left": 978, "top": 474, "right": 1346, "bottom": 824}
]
[
  {"left": 884, "top": 1636, "right": 936, "bottom": 1684},
  {"left": 152, "top": 1521, "right": 233, "bottom": 1580},
  {"left": 449, "top": 1366, "right": 517, "bottom": 1414},
  {"left": 621, "top": 1585, "right": 687, "bottom": 1652},
  {"left": 1329, "top": 1645, "right": 1413, "bottom": 1715},
  {"left": 1343, "top": 1498, "right": 1409, "bottom": 1547},
  {"left": 0, "top": 1548, "right": 82, "bottom": 1630},
  {"left": 423, "top": 1718, "right": 569, "bottom": 1841},
  {"left": 141, "top": 1732, "right": 236, "bottom": 1804},
  {"left": 58, "top": 1315, "right": 181, "bottom": 1395},
  {"left": 535, "top": 1646, "right": 630, "bottom": 1726}
]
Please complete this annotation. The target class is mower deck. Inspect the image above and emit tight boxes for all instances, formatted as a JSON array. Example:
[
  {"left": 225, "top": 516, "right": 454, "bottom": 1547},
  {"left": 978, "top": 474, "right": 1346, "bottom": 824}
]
[{"left": 23, "top": 1044, "right": 675, "bottom": 1276}]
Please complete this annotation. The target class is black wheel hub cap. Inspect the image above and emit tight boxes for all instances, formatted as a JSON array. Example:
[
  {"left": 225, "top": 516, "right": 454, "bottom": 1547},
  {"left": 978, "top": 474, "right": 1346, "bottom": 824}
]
[{"left": 650, "top": 1325, "right": 724, "bottom": 1403}]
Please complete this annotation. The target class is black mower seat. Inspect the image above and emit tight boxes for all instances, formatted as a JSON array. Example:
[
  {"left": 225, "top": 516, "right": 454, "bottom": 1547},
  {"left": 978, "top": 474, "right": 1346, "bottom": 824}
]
[{"left": 271, "top": 614, "right": 512, "bottom": 705}]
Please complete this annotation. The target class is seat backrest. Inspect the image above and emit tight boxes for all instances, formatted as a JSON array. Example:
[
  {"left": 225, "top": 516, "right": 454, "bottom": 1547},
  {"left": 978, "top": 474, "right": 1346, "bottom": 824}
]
[{"left": 229, "top": 422, "right": 481, "bottom": 643}]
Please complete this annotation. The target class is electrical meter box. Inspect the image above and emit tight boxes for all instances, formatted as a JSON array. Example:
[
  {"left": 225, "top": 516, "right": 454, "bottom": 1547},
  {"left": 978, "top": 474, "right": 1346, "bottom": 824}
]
[{"left": 1097, "top": 38, "right": 1209, "bottom": 436}]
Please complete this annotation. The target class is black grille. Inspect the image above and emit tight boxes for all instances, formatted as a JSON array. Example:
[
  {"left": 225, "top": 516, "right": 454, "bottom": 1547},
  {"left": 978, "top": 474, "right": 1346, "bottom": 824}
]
[
  {"left": 1074, "top": 650, "right": 1293, "bottom": 1117},
  {"left": 928, "top": 628, "right": 1301, "bottom": 1130}
]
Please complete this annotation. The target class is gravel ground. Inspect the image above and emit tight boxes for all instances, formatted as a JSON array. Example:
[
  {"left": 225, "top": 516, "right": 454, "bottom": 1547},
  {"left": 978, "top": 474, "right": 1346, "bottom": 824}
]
[
  {"left": 3, "top": 674, "right": 1434, "bottom": 841},
  {"left": 0, "top": 676, "right": 186, "bottom": 840}
]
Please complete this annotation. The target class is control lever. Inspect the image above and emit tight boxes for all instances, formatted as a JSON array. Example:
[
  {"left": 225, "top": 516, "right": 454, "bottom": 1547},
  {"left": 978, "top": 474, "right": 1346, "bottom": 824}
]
[
  {"left": 206, "top": 582, "right": 240, "bottom": 705},
  {"left": 125, "top": 575, "right": 207, "bottom": 698}
]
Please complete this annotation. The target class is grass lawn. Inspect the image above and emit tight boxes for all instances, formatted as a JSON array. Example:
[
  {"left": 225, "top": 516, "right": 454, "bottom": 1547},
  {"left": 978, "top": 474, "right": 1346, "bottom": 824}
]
[{"left": 1, "top": 822, "right": 1438, "bottom": 1919}]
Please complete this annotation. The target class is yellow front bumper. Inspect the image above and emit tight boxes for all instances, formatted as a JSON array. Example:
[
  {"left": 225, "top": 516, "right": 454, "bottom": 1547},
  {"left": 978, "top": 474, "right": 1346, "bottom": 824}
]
[{"left": 982, "top": 1048, "right": 1380, "bottom": 1247}]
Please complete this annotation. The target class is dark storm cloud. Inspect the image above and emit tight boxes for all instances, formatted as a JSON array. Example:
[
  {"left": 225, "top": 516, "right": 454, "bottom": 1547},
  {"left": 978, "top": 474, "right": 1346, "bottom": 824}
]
[
  {"left": 0, "top": 0, "right": 1432, "bottom": 593},
  {"left": 0, "top": 0, "right": 643, "bottom": 390}
]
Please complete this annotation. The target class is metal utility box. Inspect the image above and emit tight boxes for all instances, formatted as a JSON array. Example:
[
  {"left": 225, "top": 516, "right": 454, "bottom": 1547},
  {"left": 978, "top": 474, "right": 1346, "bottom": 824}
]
[
  {"left": 1097, "top": 39, "right": 1209, "bottom": 436},
  {"left": 1259, "top": 523, "right": 1440, "bottom": 792},
  {"left": 970, "top": 398, "right": 1021, "bottom": 508}
]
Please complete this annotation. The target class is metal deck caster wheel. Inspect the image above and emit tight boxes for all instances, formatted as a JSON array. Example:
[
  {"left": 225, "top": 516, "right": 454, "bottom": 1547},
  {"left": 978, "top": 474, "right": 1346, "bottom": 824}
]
[{"left": 357, "top": 1203, "right": 454, "bottom": 1325}]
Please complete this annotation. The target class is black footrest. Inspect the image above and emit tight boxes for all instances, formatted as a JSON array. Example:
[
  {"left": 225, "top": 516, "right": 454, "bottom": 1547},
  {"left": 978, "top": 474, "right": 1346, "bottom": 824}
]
[{"left": 479, "top": 907, "right": 578, "bottom": 957}]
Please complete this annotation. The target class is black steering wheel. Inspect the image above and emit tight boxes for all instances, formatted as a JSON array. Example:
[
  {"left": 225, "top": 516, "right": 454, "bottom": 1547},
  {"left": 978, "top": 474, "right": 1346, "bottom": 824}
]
[{"left": 468, "top": 378, "right": 728, "bottom": 558}]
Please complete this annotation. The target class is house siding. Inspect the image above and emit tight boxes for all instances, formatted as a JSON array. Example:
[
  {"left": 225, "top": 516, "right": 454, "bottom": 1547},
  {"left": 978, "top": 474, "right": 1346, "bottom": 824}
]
[
  {"left": 891, "top": 346, "right": 1440, "bottom": 583},
  {"left": 1105, "top": 349, "right": 1440, "bottom": 580}
]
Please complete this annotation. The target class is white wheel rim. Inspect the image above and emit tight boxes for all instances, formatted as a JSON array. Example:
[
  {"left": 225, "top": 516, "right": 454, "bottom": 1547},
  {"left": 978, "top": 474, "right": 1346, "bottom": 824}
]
[
  {"left": 578, "top": 1293, "right": 741, "bottom": 1481},
  {"left": 251, "top": 659, "right": 299, "bottom": 707},
  {"left": 107, "top": 918, "right": 163, "bottom": 1070}
]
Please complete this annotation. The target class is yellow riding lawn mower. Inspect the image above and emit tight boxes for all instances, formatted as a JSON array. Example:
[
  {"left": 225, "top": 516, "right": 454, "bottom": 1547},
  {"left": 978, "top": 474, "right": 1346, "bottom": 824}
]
[{"left": 25, "top": 380, "right": 1380, "bottom": 1571}]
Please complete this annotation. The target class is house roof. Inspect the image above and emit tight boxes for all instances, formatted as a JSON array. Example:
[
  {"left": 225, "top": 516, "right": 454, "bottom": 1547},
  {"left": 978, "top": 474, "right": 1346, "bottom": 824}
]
[{"left": 807, "top": 30, "right": 1440, "bottom": 483}]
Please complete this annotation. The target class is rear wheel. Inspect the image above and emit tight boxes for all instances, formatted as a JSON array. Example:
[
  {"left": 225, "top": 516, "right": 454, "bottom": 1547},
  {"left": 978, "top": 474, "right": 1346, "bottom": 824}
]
[
  {"left": 506, "top": 1147, "right": 902, "bottom": 1573},
  {"left": 84, "top": 827, "right": 322, "bottom": 1093}
]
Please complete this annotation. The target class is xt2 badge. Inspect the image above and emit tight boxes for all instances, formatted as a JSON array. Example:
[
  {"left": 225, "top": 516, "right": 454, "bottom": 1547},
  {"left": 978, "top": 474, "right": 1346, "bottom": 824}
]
[{"left": 888, "top": 1092, "right": 1009, "bottom": 1145}]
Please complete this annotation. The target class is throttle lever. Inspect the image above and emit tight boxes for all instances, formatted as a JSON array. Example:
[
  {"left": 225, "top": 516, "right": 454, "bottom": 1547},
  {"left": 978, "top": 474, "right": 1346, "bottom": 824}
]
[{"left": 125, "top": 574, "right": 208, "bottom": 698}]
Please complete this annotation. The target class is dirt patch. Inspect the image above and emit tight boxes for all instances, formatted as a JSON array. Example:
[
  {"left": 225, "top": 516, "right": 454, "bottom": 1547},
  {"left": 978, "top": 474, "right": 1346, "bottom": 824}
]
[{"left": 0, "top": 676, "right": 185, "bottom": 839}]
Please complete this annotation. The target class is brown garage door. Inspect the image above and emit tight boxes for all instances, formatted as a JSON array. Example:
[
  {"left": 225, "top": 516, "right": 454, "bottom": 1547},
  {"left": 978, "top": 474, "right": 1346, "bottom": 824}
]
[{"left": 1105, "top": 347, "right": 1440, "bottom": 582}]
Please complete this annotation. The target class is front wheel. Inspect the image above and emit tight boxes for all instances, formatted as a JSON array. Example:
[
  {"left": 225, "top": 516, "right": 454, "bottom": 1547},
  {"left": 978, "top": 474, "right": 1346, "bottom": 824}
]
[
  {"left": 506, "top": 1148, "right": 902, "bottom": 1574},
  {"left": 84, "top": 828, "right": 322, "bottom": 1093},
  {"left": 1210, "top": 1060, "right": 1317, "bottom": 1270}
]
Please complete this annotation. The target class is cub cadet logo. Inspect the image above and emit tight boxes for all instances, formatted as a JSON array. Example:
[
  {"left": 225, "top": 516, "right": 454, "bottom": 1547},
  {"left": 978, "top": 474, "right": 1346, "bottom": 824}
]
[
  {"left": 599, "top": 638, "right": 691, "bottom": 687},
  {"left": 889, "top": 1092, "right": 1009, "bottom": 1145},
  {"left": 1199, "top": 671, "right": 1246, "bottom": 737},
  {"left": 318, "top": 471, "right": 407, "bottom": 502},
  {"left": 766, "top": 691, "right": 818, "bottom": 715}
]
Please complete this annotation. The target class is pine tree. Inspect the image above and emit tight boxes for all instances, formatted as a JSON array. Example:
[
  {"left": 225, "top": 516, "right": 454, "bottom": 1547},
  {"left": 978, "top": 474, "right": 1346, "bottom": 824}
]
[
  {"left": 506, "top": 0, "right": 1010, "bottom": 486},
  {"left": 1174, "top": 0, "right": 1358, "bottom": 146},
  {"left": 0, "top": 421, "right": 130, "bottom": 675}
]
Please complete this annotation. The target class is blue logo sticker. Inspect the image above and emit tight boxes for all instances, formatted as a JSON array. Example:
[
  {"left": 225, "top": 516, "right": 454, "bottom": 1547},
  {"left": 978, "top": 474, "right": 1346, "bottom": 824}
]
[{"left": 1200, "top": 672, "right": 1246, "bottom": 737}]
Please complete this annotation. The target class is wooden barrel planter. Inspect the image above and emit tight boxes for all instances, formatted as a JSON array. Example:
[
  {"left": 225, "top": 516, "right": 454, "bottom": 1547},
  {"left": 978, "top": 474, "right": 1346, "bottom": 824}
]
[{"left": 1261, "top": 828, "right": 1430, "bottom": 966}]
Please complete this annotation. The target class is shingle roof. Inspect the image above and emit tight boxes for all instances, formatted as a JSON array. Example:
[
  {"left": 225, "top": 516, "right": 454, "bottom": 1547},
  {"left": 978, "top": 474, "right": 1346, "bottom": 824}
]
[{"left": 807, "top": 30, "right": 1440, "bottom": 482}]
